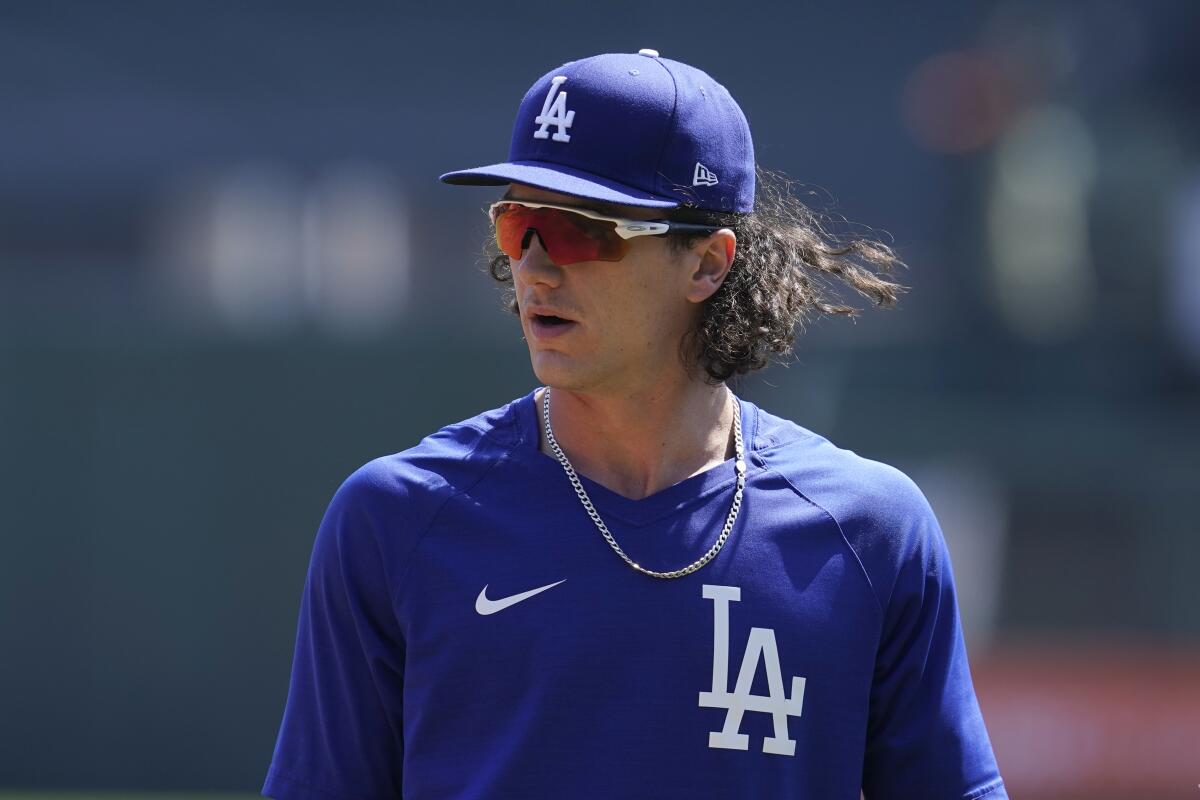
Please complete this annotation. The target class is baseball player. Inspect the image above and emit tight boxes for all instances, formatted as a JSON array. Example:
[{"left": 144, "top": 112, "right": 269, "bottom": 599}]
[{"left": 263, "top": 50, "right": 1006, "bottom": 799}]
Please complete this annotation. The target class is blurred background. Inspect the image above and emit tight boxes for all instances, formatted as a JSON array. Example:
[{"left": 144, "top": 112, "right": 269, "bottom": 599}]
[{"left": 1, "top": 1, "right": 1197, "bottom": 798}]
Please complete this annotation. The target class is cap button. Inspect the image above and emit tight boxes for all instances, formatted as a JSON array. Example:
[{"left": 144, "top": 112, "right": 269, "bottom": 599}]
[{"left": 637, "top": 48, "right": 660, "bottom": 57}]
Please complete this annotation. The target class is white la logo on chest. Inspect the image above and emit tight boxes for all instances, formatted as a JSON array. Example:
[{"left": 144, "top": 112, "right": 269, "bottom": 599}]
[
  {"left": 533, "top": 75, "right": 574, "bottom": 142},
  {"left": 699, "top": 585, "right": 807, "bottom": 756}
]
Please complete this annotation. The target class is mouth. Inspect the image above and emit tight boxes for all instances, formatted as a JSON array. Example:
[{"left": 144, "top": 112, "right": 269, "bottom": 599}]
[
  {"left": 533, "top": 314, "right": 572, "bottom": 327},
  {"left": 527, "top": 311, "right": 579, "bottom": 339}
]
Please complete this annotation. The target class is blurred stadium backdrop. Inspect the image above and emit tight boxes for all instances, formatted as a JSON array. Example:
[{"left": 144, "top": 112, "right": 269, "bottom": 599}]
[{"left": 1, "top": 2, "right": 1197, "bottom": 799}]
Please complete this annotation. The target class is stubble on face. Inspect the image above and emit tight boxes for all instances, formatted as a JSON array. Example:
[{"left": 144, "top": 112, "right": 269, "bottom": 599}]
[{"left": 507, "top": 187, "right": 699, "bottom": 396}]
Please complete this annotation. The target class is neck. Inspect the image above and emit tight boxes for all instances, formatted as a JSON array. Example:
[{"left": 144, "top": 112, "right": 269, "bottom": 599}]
[{"left": 537, "top": 378, "right": 737, "bottom": 500}]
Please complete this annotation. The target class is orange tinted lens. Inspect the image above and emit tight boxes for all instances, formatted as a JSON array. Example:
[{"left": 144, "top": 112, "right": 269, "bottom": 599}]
[{"left": 493, "top": 204, "right": 627, "bottom": 265}]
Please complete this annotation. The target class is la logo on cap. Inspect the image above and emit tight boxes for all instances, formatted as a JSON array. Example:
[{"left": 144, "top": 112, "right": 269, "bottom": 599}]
[
  {"left": 440, "top": 51, "right": 756, "bottom": 214},
  {"left": 533, "top": 76, "right": 574, "bottom": 142}
]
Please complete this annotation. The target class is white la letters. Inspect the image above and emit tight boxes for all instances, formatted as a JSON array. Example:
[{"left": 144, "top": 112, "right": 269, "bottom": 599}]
[
  {"left": 533, "top": 76, "right": 574, "bottom": 142},
  {"left": 698, "top": 584, "right": 806, "bottom": 756}
]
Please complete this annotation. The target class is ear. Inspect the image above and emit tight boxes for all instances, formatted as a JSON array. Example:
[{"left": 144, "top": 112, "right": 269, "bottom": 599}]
[{"left": 684, "top": 229, "right": 737, "bottom": 305}]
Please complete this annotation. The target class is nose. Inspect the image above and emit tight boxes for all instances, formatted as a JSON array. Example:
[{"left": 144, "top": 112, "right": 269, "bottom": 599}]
[{"left": 511, "top": 229, "right": 563, "bottom": 288}]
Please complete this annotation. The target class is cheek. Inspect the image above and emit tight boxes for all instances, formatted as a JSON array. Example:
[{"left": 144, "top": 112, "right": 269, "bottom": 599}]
[
  {"left": 615, "top": 272, "right": 689, "bottom": 340},
  {"left": 579, "top": 245, "right": 691, "bottom": 340}
]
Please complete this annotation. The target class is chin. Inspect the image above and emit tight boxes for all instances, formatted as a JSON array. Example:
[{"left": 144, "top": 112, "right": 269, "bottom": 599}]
[{"left": 529, "top": 350, "right": 595, "bottom": 392}]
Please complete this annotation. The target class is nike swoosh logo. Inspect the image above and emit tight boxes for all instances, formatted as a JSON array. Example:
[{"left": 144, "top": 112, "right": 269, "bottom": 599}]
[{"left": 475, "top": 579, "right": 566, "bottom": 615}]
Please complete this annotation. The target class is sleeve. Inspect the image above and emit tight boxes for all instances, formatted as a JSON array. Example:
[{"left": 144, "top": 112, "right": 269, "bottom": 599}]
[
  {"left": 860, "top": 488, "right": 1007, "bottom": 800},
  {"left": 263, "top": 464, "right": 407, "bottom": 800}
]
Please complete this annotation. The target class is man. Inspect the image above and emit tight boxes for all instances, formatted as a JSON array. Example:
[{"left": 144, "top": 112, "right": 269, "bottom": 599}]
[{"left": 263, "top": 50, "right": 1007, "bottom": 800}]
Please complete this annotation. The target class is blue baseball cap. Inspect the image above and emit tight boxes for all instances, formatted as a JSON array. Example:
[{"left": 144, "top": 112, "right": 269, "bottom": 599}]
[{"left": 440, "top": 50, "right": 755, "bottom": 213}]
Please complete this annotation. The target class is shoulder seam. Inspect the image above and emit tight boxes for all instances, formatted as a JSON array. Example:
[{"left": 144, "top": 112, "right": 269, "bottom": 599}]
[
  {"left": 748, "top": 426, "right": 816, "bottom": 458},
  {"left": 764, "top": 464, "right": 886, "bottom": 619},
  {"left": 458, "top": 420, "right": 524, "bottom": 450},
  {"left": 389, "top": 424, "right": 520, "bottom": 602}
]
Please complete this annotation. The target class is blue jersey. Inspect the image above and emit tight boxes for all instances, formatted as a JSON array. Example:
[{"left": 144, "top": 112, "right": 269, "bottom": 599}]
[{"left": 263, "top": 389, "right": 1006, "bottom": 800}]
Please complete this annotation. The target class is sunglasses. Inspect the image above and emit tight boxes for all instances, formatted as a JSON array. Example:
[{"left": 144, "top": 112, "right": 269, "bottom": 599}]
[{"left": 489, "top": 199, "right": 724, "bottom": 266}]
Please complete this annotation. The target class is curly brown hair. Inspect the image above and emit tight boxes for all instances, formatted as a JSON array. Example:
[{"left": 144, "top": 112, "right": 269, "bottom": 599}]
[{"left": 485, "top": 167, "right": 906, "bottom": 383}]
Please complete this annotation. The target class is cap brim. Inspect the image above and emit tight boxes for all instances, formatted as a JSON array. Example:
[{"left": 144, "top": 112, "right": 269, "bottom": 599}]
[{"left": 439, "top": 160, "right": 678, "bottom": 209}]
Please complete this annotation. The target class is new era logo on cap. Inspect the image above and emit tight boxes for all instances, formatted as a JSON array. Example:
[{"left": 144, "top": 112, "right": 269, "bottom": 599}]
[{"left": 693, "top": 162, "right": 718, "bottom": 187}]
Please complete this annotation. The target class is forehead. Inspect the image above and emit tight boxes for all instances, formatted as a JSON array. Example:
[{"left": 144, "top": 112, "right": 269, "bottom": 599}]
[{"left": 502, "top": 183, "right": 666, "bottom": 220}]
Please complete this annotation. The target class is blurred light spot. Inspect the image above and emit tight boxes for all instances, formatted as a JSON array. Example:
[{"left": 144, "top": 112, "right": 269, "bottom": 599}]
[
  {"left": 987, "top": 105, "right": 1097, "bottom": 340},
  {"left": 303, "top": 165, "right": 410, "bottom": 338},
  {"left": 1167, "top": 172, "right": 1200, "bottom": 373},
  {"left": 152, "top": 162, "right": 410, "bottom": 337},
  {"left": 209, "top": 166, "right": 305, "bottom": 335},
  {"left": 911, "top": 459, "right": 1008, "bottom": 649},
  {"left": 902, "top": 50, "right": 1016, "bottom": 154}
]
